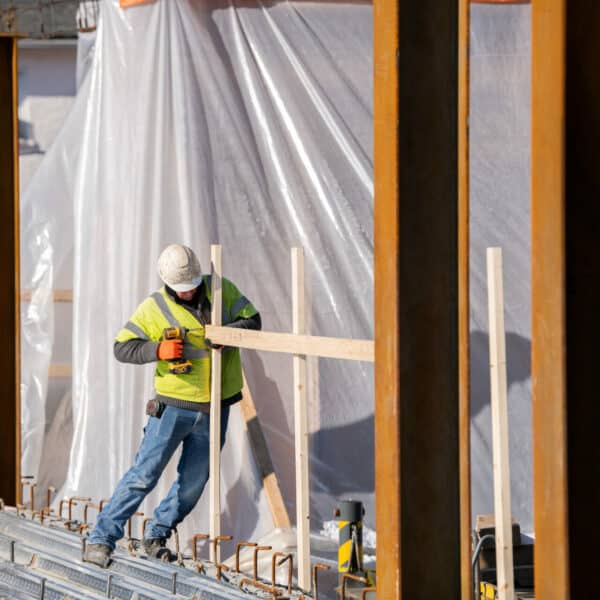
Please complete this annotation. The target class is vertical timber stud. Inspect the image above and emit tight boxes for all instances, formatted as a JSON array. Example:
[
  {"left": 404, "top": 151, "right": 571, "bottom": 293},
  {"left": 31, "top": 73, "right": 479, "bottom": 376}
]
[
  {"left": 374, "top": 2, "right": 461, "bottom": 600},
  {"left": 486, "top": 248, "right": 515, "bottom": 600},
  {"left": 533, "top": 1, "right": 600, "bottom": 597},
  {"left": 292, "top": 247, "right": 310, "bottom": 591},
  {"left": 209, "top": 244, "right": 223, "bottom": 564},
  {"left": 0, "top": 35, "right": 20, "bottom": 506},
  {"left": 458, "top": 0, "right": 471, "bottom": 597}
]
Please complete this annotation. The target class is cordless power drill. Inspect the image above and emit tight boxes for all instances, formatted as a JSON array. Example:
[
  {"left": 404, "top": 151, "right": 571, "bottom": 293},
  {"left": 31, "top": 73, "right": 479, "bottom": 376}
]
[{"left": 161, "top": 327, "right": 193, "bottom": 374}]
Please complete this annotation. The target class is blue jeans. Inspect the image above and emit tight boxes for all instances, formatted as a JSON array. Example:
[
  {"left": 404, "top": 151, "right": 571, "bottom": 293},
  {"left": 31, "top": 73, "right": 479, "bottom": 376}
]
[{"left": 89, "top": 404, "right": 230, "bottom": 550}]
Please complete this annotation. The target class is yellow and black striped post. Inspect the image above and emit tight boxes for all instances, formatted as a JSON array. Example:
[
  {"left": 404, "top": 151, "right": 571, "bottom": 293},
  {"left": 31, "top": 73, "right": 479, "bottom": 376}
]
[{"left": 335, "top": 500, "right": 364, "bottom": 583}]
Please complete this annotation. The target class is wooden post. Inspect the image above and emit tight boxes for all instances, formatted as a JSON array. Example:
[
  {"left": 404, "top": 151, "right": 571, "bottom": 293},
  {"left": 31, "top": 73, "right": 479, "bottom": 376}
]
[
  {"left": 209, "top": 244, "right": 223, "bottom": 564},
  {"left": 292, "top": 247, "right": 310, "bottom": 591},
  {"left": 486, "top": 248, "right": 514, "bottom": 600}
]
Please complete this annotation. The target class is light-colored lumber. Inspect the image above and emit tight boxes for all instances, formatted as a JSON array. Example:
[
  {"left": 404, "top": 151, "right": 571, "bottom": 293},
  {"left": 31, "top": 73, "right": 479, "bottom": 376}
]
[
  {"left": 203, "top": 326, "right": 374, "bottom": 363},
  {"left": 486, "top": 247, "right": 515, "bottom": 600},
  {"left": 209, "top": 244, "right": 223, "bottom": 564},
  {"left": 20, "top": 289, "right": 73, "bottom": 302},
  {"left": 48, "top": 363, "right": 72, "bottom": 378},
  {"left": 240, "top": 373, "right": 291, "bottom": 529},
  {"left": 292, "top": 247, "right": 311, "bottom": 591}
]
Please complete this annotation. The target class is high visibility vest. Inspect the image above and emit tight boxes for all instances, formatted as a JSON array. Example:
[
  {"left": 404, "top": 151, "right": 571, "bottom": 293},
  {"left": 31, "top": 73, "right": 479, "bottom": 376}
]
[{"left": 115, "top": 276, "right": 257, "bottom": 403}]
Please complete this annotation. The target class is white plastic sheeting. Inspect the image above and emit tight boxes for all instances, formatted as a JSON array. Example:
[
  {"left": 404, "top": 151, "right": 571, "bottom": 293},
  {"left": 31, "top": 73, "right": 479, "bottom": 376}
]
[
  {"left": 469, "top": 4, "right": 532, "bottom": 531},
  {"left": 21, "top": 0, "right": 374, "bottom": 551}
]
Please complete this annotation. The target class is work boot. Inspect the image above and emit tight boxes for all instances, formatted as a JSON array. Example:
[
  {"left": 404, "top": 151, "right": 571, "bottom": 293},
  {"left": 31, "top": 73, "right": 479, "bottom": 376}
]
[
  {"left": 83, "top": 543, "right": 112, "bottom": 568},
  {"left": 142, "top": 537, "right": 175, "bottom": 561}
]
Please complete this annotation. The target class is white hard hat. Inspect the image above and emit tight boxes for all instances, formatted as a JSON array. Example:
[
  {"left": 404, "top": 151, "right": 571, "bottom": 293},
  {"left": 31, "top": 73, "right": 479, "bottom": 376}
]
[{"left": 157, "top": 244, "right": 202, "bottom": 292}]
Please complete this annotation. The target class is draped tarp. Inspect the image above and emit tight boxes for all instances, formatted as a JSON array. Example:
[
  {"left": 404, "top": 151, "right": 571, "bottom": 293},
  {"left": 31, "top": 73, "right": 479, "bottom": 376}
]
[{"left": 21, "top": 0, "right": 374, "bottom": 552}]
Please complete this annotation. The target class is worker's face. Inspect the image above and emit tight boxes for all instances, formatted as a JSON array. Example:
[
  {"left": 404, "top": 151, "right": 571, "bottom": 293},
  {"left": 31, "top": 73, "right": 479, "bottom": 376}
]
[{"left": 176, "top": 287, "right": 197, "bottom": 301}]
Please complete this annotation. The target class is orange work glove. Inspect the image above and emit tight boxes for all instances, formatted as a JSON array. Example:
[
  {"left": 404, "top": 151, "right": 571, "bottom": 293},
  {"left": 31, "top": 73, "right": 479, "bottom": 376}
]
[{"left": 157, "top": 339, "right": 184, "bottom": 360}]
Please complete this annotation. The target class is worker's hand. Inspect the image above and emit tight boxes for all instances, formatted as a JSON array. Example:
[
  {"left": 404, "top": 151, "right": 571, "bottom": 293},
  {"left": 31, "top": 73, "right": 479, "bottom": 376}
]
[
  {"left": 204, "top": 338, "right": 224, "bottom": 351},
  {"left": 157, "top": 339, "right": 184, "bottom": 360}
]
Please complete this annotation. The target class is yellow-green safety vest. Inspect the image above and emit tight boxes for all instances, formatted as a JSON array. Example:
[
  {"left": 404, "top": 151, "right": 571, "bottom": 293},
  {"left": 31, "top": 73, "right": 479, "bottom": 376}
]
[{"left": 115, "top": 276, "right": 257, "bottom": 404}]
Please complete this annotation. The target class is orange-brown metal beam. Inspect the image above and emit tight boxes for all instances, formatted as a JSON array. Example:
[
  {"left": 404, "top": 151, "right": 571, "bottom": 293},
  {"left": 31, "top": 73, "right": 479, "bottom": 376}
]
[
  {"left": 533, "top": 1, "right": 600, "bottom": 597},
  {"left": 531, "top": 1, "right": 568, "bottom": 595},
  {"left": 374, "top": 2, "right": 461, "bottom": 598},
  {"left": 373, "top": 0, "right": 400, "bottom": 592},
  {"left": 0, "top": 34, "right": 20, "bottom": 505},
  {"left": 458, "top": 1, "right": 471, "bottom": 598}
]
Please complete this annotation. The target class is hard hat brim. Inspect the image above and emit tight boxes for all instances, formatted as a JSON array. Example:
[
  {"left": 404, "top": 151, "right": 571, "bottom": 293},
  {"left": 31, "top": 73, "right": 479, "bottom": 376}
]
[{"left": 165, "top": 275, "right": 203, "bottom": 292}]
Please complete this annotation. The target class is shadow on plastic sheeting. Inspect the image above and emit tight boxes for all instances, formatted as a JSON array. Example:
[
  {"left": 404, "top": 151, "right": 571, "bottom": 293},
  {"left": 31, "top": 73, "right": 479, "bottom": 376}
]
[
  {"left": 470, "top": 330, "right": 531, "bottom": 418},
  {"left": 309, "top": 416, "right": 374, "bottom": 495}
]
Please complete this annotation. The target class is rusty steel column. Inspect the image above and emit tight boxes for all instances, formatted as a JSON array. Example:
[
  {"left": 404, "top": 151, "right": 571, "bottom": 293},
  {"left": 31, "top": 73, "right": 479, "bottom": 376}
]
[
  {"left": 532, "top": 1, "right": 600, "bottom": 598},
  {"left": 458, "top": 1, "right": 471, "bottom": 598},
  {"left": 0, "top": 35, "right": 20, "bottom": 505},
  {"left": 374, "top": 2, "right": 461, "bottom": 598}
]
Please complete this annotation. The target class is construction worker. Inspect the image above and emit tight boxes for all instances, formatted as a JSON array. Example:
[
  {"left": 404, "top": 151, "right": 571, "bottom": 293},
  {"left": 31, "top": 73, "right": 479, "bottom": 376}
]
[{"left": 84, "top": 243, "right": 261, "bottom": 567}]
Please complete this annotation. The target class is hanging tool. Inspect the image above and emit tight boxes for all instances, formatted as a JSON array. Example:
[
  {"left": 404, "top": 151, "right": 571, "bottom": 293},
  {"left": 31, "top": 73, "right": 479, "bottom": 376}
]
[{"left": 161, "top": 327, "right": 192, "bottom": 374}]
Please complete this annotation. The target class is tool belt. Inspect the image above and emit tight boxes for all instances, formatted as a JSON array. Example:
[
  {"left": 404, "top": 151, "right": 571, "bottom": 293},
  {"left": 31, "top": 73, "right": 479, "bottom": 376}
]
[{"left": 146, "top": 398, "right": 165, "bottom": 418}]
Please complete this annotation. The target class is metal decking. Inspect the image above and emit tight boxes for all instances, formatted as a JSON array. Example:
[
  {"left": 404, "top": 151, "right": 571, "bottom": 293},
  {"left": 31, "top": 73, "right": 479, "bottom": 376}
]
[{"left": 0, "top": 510, "right": 281, "bottom": 599}]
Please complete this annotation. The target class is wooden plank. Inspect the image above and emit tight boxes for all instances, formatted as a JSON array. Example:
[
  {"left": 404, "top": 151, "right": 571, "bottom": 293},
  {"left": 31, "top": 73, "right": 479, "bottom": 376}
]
[
  {"left": 0, "top": 36, "right": 19, "bottom": 506},
  {"left": 209, "top": 244, "right": 223, "bottom": 564},
  {"left": 458, "top": 0, "right": 472, "bottom": 597},
  {"left": 240, "top": 373, "right": 291, "bottom": 529},
  {"left": 486, "top": 248, "right": 514, "bottom": 600},
  {"left": 48, "top": 364, "right": 72, "bottom": 378},
  {"left": 20, "top": 289, "right": 73, "bottom": 302},
  {"left": 203, "top": 326, "right": 374, "bottom": 362},
  {"left": 292, "top": 247, "right": 310, "bottom": 592}
]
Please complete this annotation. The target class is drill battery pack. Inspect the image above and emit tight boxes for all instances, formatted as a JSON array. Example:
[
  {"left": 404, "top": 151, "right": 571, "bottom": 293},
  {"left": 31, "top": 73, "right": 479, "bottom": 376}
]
[{"left": 162, "top": 327, "right": 193, "bottom": 374}]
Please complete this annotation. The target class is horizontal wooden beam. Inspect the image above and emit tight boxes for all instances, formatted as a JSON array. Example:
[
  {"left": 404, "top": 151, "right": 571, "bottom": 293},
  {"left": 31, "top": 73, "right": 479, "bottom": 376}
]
[
  {"left": 20, "top": 289, "right": 72, "bottom": 302},
  {"left": 48, "top": 364, "right": 72, "bottom": 378},
  {"left": 204, "top": 325, "right": 374, "bottom": 362}
]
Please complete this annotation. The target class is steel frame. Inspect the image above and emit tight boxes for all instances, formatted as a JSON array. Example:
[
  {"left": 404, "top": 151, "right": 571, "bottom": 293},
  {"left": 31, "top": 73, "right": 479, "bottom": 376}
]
[
  {"left": 0, "top": 34, "right": 20, "bottom": 506},
  {"left": 374, "top": 2, "right": 462, "bottom": 599}
]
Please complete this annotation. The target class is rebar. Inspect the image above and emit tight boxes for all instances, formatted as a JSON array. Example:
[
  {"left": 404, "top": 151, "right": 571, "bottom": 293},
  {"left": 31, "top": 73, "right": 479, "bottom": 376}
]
[
  {"left": 45, "top": 487, "right": 56, "bottom": 514},
  {"left": 68, "top": 496, "right": 91, "bottom": 522},
  {"left": 20, "top": 477, "right": 35, "bottom": 512},
  {"left": 191, "top": 533, "right": 209, "bottom": 562},
  {"left": 210, "top": 535, "right": 232, "bottom": 564},
  {"left": 58, "top": 499, "right": 69, "bottom": 519},
  {"left": 126, "top": 511, "right": 144, "bottom": 539},
  {"left": 83, "top": 503, "right": 99, "bottom": 526},
  {"left": 271, "top": 552, "right": 293, "bottom": 594},
  {"left": 312, "top": 563, "right": 331, "bottom": 600},
  {"left": 216, "top": 563, "right": 229, "bottom": 581},
  {"left": 169, "top": 527, "right": 184, "bottom": 566},
  {"left": 253, "top": 545, "right": 272, "bottom": 581},
  {"left": 142, "top": 518, "right": 152, "bottom": 538},
  {"left": 239, "top": 577, "right": 283, "bottom": 598},
  {"left": 341, "top": 573, "right": 367, "bottom": 600},
  {"left": 234, "top": 541, "right": 257, "bottom": 573}
]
